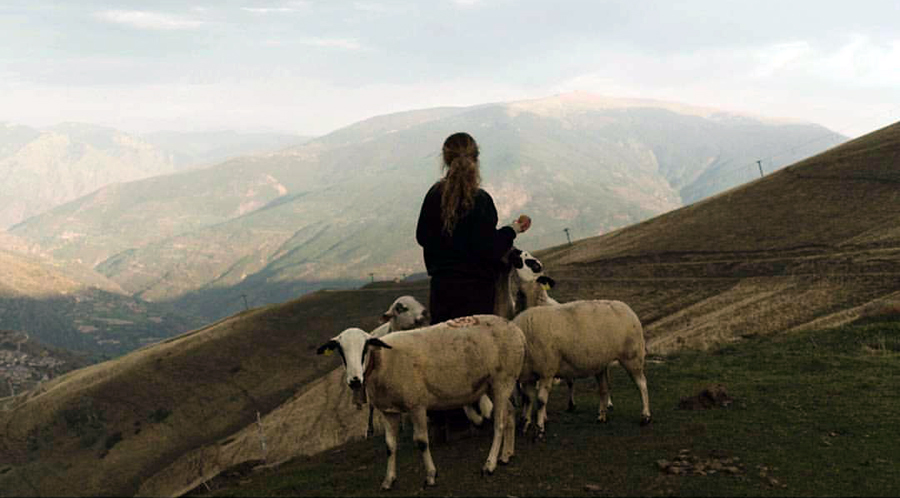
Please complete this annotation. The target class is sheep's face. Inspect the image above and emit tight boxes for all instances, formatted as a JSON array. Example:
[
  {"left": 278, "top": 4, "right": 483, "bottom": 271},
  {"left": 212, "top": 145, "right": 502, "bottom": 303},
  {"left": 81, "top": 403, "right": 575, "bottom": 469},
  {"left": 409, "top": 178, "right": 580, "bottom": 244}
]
[
  {"left": 382, "top": 295, "right": 430, "bottom": 330},
  {"left": 510, "top": 249, "right": 544, "bottom": 282},
  {"left": 317, "top": 328, "right": 392, "bottom": 392}
]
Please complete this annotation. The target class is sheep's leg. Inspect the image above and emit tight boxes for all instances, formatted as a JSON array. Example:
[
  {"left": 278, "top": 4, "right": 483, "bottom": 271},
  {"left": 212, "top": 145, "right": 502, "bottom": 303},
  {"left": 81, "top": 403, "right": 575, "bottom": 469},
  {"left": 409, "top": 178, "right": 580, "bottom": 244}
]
[
  {"left": 595, "top": 369, "right": 611, "bottom": 423},
  {"left": 367, "top": 405, "right": 375, "bottom": 438},
  {"left": 381, "top": 412, "right": 402, "bottom": 490},
  {"left": 606, "top": 364, "right": 615, "bottom": 410},
  {"left": 621, "top": 359, "right": 652, "bottom": 425},
  {"left": 519, "top": 381, "right": 537, "bottom": 435},
  {"left": 483, "top": 383, "right": 512, "bottom": 475},
  {"left": 410, "top": 407, "right": 438, "bottom": 487},
  {"left": 565, "top": 378, "right": 576, "bottom": 412},
  {"left": 534, "top": 376, "right": 554, "bottom": 439},
  {"left": 499, "top": 398, "right": 516, "bottom": 464}
]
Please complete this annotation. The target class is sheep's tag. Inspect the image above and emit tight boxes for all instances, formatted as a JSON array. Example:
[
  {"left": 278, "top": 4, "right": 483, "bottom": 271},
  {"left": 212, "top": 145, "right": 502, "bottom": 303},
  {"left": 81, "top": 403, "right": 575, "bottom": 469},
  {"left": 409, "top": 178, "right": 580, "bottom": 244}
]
[
  {"left": 541, "top": 283, "right": 551, "bottom": 291},
  {"left": 323, "top": 349, "right": 333, "bottom": 356}
]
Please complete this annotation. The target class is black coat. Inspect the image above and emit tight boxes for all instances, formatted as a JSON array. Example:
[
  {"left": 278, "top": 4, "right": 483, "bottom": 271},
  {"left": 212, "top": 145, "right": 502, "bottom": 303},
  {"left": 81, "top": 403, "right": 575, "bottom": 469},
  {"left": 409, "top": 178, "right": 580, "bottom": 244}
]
[{"left": 416, "top": 181, "right": 517, "bottom": 323}]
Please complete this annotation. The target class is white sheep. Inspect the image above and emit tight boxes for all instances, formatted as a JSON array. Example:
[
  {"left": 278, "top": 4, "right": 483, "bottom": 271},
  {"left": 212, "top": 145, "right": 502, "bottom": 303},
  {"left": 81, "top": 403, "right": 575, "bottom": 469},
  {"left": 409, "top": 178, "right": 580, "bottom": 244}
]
[
  {"left": 369, "top": 296, "right": 494, "bottom": 434},
  {"left": 364, "top": 296, "right": 430, "bottom": 438},
  {"left": 317, "top": 314, "right": 524, "bottom": 490},
  {"left": 510, "top": 250, "right": 624, "bottom": 416},
  {"left": 514, "top": 299, "right": 652, "bottom": 437},
  {"left": 370, "top": 295, "right": 430, "bottom": 338}
]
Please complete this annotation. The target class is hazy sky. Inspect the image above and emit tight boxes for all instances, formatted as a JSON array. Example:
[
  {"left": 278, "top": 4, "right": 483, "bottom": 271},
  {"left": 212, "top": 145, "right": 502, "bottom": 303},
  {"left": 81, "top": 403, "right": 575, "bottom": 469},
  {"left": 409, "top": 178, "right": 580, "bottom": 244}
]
[{"left": 2, "top": 1, "right": 898, "bottom": 138}]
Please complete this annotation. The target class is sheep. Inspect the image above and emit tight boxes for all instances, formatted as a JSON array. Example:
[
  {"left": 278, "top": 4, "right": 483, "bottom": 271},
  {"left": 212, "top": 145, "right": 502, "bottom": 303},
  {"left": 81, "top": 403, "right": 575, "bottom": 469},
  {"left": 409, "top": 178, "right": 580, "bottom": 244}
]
[
  {"left": 508, "top": 250, "right": 587, "bottom": 407},
  {"left": 364, "top": 296, "right": 430, "bottom": 438},
  {"left": 513, "top": 251, "right": 650, "bottom": 434},
  {"left": 514, "top": 299, "right": 652, "bottom": 438},
  {"left": 317, "top": 314, "right": 524, "bottom": 490},
  {"left": 510, "top": 250, "right": 624, "bottom": 417},
  {"left": 370, "top": 296, "right": 494, "bottom": 436},
  {"left": 371, "top": 295, "right": 430, "bottom": 338}
]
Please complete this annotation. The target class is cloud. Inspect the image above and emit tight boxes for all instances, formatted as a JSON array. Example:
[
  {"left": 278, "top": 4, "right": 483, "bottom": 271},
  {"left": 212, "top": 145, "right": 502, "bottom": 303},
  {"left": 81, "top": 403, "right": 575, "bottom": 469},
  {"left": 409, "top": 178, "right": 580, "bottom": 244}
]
[
  {"left": 353, "top": 2, "right": 390, "bottom": 13},
  {"left": 752, "top": 41, "right": 812, "bottom": 78},
  {"left": 549, "top": 38, "right": 900, "bottom": 137},
  {"left": 94, "top": 10, "right": 208, "bottom": 30},
  {"left": 817, "top": 35, "right": 900, "bottom": 87},
  {"left": 241, "top": 1, "right": 310, "bottom": 14},
  {"left": 298, "top": 37, "right": 364, "bottom": 50}
]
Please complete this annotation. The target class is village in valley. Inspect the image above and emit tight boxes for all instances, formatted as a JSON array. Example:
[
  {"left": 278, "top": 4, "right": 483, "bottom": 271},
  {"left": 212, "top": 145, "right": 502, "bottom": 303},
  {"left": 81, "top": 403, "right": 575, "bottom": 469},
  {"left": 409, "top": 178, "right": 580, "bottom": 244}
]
[{"left": 0, "top": 330, "right": 74, "bottom": 398}]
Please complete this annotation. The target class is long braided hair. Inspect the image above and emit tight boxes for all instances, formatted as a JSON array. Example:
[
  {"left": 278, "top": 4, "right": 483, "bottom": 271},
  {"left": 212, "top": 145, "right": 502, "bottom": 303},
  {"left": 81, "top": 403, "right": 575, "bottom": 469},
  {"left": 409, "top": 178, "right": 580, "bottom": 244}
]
[{"left": 440, "top": 132, "right": 482, "bottom": 236}]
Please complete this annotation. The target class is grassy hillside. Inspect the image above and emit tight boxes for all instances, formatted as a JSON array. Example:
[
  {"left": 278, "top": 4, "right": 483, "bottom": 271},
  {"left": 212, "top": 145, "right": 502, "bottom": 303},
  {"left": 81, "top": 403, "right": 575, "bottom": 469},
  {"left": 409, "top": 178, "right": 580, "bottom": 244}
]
[
  {"left": 0, "top": 282, "right": 429, "bottom": 497},
  {"left": 536, "top": 120, "right": 900, "bottom": 354},
  {"left": 190, "top": 317, "right": 900, "bottom": 497}
]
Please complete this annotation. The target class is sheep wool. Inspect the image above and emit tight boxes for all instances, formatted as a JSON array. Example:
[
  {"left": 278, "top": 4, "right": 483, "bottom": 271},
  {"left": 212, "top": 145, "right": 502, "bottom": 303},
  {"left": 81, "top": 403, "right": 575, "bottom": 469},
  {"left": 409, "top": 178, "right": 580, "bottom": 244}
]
[
  {"left": 318, "top": 314, "right": 525, "bottom": 490},
  {"left": 515, "top": 299, "right": 652, "bottom": 436}
]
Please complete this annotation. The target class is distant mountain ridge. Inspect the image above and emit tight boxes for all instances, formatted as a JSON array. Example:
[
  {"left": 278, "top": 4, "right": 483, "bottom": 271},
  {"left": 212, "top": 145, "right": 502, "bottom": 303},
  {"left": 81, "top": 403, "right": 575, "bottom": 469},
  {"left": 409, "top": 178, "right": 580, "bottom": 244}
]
[
  {"left": 0, "top": 123, "right": 310, "bottom": 229},
  {"left": 0, "top": 248, "right": 204, "bottom": 357},
  {"left": 9, "top": 94, "right": 846, "bottom": 323}
]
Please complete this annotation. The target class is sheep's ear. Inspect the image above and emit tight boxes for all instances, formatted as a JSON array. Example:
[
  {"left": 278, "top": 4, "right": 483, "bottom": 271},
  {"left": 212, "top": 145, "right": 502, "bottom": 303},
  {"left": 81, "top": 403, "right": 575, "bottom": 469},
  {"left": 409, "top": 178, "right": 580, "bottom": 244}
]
[
  {"left": 366, "top": 337, "right": 393, "bottom": 350},
  {"left": 537, "top": 275, "right": 556, "bottom": 289},
  {"left": 317, "top": 339, "right": 339, "bottom": 356},
  {"left": 510, "top": 248, "right": 524, "bottom": 269}
]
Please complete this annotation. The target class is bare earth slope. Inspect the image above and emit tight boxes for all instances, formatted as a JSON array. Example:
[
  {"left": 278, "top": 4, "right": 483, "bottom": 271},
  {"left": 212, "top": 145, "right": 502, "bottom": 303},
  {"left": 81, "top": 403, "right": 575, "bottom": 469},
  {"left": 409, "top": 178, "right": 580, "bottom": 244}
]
[{"left": 537, "top": 121, "right": 900, "bottom": 353}]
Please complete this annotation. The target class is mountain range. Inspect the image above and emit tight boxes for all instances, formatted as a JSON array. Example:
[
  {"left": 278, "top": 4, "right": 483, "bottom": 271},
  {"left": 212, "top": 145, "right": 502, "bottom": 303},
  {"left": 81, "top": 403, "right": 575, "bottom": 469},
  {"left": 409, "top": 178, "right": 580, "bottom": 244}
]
[
  {"left": 7, "top": 93, "right": 846, "bottom": 326},
  {"left": 0, "top": 122, "right": 310, "bottom": 230}
]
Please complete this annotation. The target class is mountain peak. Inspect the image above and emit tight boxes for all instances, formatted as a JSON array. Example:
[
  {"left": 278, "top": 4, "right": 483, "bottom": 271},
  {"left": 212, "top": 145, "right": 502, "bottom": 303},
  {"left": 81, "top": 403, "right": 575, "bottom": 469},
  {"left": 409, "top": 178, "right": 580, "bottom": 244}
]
[{"left": 507, "top": 91, "right": 809, "bottom": 127}]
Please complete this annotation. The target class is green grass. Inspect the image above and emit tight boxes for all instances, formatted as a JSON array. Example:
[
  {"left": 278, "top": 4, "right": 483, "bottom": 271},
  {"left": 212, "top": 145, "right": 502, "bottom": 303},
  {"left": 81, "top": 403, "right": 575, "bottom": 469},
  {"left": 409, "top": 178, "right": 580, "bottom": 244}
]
[{"left": 192, "top": 320, "right": 900, "bottom": 497}]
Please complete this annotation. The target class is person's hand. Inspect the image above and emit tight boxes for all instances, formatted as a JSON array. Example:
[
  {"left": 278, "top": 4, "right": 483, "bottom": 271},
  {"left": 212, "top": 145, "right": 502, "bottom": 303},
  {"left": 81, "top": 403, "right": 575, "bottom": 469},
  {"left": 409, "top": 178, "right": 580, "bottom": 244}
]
[{"left": 510, "top": 214, "right": 531, "bottom": 234}]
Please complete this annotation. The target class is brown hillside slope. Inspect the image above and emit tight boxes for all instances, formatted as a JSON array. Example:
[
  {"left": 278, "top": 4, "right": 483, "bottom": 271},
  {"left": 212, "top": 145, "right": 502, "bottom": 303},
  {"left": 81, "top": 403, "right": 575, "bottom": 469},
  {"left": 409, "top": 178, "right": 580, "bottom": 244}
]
[
  {"left": 537, "top": 121, "right": 900, "bottom": 353},
  {"left": 0, "top": 283, "right": 428, "bottom": 497}
]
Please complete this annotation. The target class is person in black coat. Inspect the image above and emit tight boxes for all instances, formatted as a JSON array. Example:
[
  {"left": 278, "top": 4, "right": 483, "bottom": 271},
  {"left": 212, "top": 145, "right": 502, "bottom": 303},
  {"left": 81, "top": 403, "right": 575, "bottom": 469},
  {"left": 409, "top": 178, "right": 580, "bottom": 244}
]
[
  {"left": 416, "top": 131, "right": 531, "bottom": 324},
  {"left": 415, "top": 131, "right": 531, "bottom": 441}
]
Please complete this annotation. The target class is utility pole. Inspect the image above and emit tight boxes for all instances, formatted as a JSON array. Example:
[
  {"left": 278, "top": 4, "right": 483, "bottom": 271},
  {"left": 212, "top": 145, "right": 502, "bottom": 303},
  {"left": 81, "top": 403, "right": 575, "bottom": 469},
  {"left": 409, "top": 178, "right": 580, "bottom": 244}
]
[
  {"left": 240, "top": 294, "right": 249, "bottom": 311},
  {"left": 564, "top": 228, "right": 572, "bottom": 245},
  {"left": 756, "top": 160, "right": 764, "bottom": 178}
]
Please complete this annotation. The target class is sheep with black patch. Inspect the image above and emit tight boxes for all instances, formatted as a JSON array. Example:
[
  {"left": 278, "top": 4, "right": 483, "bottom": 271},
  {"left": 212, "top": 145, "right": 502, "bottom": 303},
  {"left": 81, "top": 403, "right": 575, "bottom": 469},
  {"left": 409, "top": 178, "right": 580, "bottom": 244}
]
[
  {"left": 514, "top": 293, "right": 651, "bottom": 437},
  {"left": 370, "top": 295, "right": 430, "bottom": 338},
  {"left": 317, "top": 314, "right": 524, "bottom": 490},
  {"left": 510, "top": 250, "right": 590, "bottom": 407},
  {"left": 510, "top": 251, "right": 625, "bottom": 416}
]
